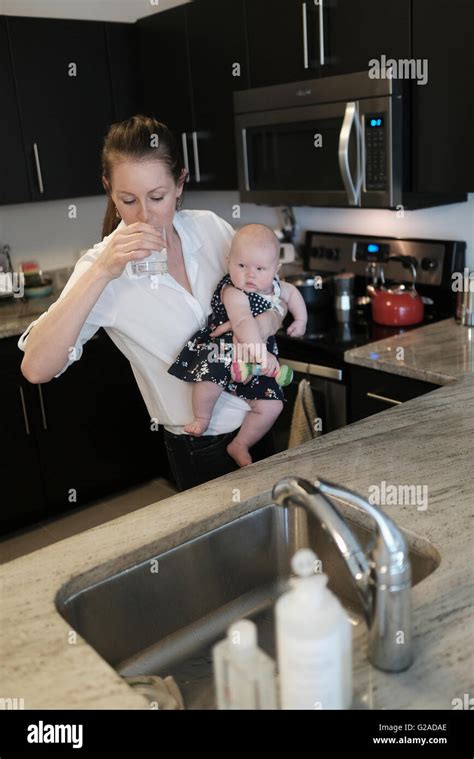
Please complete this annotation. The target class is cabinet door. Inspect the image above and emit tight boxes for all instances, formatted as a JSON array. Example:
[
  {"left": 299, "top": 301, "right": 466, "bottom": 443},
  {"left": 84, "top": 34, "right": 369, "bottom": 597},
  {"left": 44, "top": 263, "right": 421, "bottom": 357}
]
[
  {"left": 412, "top": 0, "right": 474, "bottom": 193},
  {"left": 106, "top": 22, "right": 142, "bottom": 122},
  {"left": 136, "top": 7, "right": 194, "bottom": 178},
  {"left": 7, "top": 16, "right": 114, "bottom": 201},
  {"left": 32, "top": 331, "right": 163, "bottom": 513},
  {"left": 0, "top": 339, "right": 47, "bottom": 536},
  {"left": 245, "top": 0, "right": 325, "bottom": 87},
  {"left": 187, "top": 0, "right": 249, "bottom": 189},
  {"left": 325, "top": 0, "right": 411, "bottom": 76},
  {"left": 349, "top": 365, "right": 438, "bottom": 423},
  {"left": 0, "top": 17, "right": 31, "bottom": 205}
]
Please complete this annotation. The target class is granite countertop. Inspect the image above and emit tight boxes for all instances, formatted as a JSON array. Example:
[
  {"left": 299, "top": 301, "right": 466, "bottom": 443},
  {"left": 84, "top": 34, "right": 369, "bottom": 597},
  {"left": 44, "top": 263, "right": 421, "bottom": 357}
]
[
  {"left": 1, "top": 317, "right": 473, "bottom": 709},
  {"left": 345, "top": 318, "right": 474, "bottom": 385},
  {"left": 0, "top": 268, "right": 74, "bottom": 339}
]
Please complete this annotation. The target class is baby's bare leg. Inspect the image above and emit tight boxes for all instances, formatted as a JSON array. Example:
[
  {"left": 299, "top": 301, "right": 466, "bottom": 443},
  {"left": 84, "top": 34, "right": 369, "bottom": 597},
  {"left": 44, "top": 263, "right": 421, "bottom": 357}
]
[
  {"left": 185, "top": 381, "right": 224, "bottom": 436},
  {"left": 227, "top": 399, "right": 283, "bottom": 467}
]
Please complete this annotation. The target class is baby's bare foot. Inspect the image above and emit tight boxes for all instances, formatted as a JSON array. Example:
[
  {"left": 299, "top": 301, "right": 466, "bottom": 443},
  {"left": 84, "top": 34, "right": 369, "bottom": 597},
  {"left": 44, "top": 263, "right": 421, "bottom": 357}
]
[
  {"left": 227, "top": 438, "right": 252, "bottom": 467},
  {"left": 184, "top": 418, "right": 210, "bottom": 436}
]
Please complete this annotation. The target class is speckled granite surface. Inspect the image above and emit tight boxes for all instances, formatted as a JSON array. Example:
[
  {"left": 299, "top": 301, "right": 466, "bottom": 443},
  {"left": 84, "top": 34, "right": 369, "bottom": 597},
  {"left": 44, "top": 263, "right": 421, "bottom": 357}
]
[{"left": 345, "top": 318, "right": 474, "bottom": 385}]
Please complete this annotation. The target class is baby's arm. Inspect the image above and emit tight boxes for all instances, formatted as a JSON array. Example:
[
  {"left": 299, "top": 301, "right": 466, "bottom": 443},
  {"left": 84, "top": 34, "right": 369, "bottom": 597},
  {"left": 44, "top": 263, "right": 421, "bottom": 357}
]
[
  {"left": 279, "top": 281, "right": 308, "bottom": 337},
  {"left": 222, "top": 285, "right": 276, "bottom": 372}
]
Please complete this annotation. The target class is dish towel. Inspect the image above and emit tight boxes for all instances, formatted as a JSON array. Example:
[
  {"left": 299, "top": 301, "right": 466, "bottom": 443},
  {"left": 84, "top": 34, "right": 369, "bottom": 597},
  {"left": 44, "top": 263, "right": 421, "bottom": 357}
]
[
  {"left": 123, "top": 675, "right": 185, "bottom": 710},
  {"left": 288, "top": 378, "right": 320, "bottom": 449}
]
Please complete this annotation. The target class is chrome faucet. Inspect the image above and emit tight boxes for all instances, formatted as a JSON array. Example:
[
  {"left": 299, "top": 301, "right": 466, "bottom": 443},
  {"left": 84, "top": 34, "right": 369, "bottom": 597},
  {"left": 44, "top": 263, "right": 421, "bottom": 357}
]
[{"left": 272, "top": 476, "right": 413, "bottom": 672}]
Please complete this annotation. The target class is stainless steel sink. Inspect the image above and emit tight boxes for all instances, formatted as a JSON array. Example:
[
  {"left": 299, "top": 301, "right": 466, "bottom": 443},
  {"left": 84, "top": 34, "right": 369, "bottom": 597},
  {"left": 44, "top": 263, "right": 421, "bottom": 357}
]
[{"left": 56, "top": 503, "right": 440, "bottom": 709}]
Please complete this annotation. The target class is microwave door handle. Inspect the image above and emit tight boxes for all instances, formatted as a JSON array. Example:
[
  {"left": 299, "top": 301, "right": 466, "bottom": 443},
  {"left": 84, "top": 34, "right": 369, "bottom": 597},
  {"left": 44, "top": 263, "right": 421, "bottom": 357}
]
[{"left": 338, "top": 101, "right": 362, "bottom": 206}]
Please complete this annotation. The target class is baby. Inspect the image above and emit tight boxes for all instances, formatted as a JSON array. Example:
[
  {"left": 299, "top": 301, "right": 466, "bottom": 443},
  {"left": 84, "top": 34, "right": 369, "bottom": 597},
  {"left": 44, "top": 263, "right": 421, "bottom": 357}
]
[{"left": 168, "top": 224, "right": 307, "bottom": 467}]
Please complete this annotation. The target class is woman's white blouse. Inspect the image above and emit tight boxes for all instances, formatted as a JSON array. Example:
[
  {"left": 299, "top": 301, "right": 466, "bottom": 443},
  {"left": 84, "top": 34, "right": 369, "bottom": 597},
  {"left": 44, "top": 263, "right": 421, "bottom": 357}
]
[{"left": 17, "top": 209, "right": 251, "bottom": 435}]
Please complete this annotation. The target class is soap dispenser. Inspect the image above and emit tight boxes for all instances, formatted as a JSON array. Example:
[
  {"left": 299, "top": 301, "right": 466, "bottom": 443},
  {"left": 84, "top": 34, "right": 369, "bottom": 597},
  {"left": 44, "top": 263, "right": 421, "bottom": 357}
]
[
  {"left": 276, "top": 548, "right": 352, "bottom": 710},
  {"left": 212, "top": 618, "right": 277, "bottom": 710}
]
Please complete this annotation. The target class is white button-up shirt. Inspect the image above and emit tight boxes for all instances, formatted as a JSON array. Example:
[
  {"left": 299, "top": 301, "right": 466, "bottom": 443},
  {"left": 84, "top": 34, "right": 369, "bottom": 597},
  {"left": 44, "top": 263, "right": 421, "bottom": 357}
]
[{"left": 18, "top": 209, "right": 250, "bottom": 435}]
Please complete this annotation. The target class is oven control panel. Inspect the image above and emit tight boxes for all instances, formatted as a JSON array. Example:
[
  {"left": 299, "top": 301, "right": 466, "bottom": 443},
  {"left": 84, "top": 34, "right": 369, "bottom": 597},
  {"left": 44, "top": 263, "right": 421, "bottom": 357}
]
[{"left": 303, "top": 233, "right": 466, "bottom": 288}]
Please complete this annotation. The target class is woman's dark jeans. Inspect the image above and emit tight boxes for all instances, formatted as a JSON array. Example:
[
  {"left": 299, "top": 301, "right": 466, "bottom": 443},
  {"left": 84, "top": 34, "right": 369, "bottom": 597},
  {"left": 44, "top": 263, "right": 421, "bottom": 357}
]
[{"left": 163, "top": 427, "right": 277, "bottom": 491}]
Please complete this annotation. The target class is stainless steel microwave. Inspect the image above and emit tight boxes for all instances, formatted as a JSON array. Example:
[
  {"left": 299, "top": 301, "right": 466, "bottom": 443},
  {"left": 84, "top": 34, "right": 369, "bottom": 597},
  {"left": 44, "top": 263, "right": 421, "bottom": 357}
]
[{"left": 234, "top": 71, "right": 406, "bottom": 209}]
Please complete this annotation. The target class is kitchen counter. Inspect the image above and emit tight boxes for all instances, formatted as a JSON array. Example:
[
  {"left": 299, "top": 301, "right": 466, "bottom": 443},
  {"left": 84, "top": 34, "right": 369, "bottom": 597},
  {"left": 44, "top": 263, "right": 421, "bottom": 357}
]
[
  {"left": 0, "top": 268, "right": 74, "bottom": 339},
  {"left": 1, "top": 319, "right": 473, "bottom": 710},
  {"left": 345, "top": 317, "right": 474, "bottom": 385}
]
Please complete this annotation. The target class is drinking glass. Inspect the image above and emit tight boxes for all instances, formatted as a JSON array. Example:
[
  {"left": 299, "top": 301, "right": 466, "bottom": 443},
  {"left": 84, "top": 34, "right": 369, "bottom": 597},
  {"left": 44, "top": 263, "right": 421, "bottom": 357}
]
[{"left": 130, "top": 226, "right": 167, "bottom": 276}]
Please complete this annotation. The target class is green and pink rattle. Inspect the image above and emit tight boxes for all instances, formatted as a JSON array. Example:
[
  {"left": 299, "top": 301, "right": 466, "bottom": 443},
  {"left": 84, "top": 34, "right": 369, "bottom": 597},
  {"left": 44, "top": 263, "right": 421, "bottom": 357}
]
[{"left": 231, "top": 360, "right": 293, "bottom": 386}]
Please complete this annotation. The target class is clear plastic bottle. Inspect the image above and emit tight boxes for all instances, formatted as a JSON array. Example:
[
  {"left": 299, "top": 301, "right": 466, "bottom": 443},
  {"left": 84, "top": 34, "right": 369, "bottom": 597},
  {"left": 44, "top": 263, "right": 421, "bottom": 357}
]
[
  {"left": 276, "top": 548, "right": 352, "bottom": 710},
  {"left": 212, "top": 619, "right": 277, "bottom": 710}
]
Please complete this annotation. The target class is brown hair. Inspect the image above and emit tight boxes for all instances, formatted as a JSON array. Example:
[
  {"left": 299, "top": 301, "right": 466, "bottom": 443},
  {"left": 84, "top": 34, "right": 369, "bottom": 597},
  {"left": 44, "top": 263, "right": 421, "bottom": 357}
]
[{"left": 100, "top": 114, "right": 185, "bottom": 239}]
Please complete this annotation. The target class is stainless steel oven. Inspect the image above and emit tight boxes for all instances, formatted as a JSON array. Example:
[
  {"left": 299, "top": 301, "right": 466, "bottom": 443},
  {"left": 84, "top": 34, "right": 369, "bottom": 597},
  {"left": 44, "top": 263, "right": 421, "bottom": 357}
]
[
  {"left": 272, "top": 358, "right": 347, "bottom": 454},
  {"left": 234, "top": 70, "right": 403, "bottom": 209}
]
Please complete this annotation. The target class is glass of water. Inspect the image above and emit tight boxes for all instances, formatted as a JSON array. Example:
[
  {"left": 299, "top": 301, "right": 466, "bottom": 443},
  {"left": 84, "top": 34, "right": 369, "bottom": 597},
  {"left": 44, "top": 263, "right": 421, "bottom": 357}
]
[{"left": 131, "top": 226, "right": 167, "bottom": 276}]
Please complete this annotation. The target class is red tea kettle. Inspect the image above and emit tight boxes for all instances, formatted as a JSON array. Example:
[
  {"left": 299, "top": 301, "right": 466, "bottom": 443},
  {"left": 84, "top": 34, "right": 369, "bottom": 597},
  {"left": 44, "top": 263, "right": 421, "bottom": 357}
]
[{"left": 367, "top": 256, "right": 424, "bottom": 327}]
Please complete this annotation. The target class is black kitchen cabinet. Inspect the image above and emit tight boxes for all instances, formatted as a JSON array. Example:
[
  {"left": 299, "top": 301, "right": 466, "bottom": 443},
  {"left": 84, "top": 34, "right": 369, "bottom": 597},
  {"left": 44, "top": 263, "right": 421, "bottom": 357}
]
[
  {"left": 1, "top": 330, "right": 171, "bottom": 537},
  {"left": 349, "top": 365, "right": 439, "bottom": 423},
  {"left": 0, "top": 339, "right": 47, "bottom": 534},
  {"left": 0, "top": 17, "right": 31, "bottom": 205},
  {"left": 33, "top": 330, "right": 161, "bottom": 511},
  {"left": 187, "top": 0, "right": 250, "bottom": 188},
  {"left": 245, "top": 0, "right": 326, "bottom": 87},
  {"left": 137, "top": 7, "right": 194, "bottom": 157},
  {"left": 7, "top": 16, "right": 114, "bottom": 201},
  {"left": 137, "top": 1, "right": 249, "bottom": 189},
  {"left": 411, "top": 0, "right": 474, "bottom": 193},
  {"left": 245, "top": 0, "right": 411, "bottom": 87},
  {"left": 106, "top": 22, "right": 142, "bottom": 123},
  {"left": 325, "top": 0, "right": 411, "bottom": 77}
]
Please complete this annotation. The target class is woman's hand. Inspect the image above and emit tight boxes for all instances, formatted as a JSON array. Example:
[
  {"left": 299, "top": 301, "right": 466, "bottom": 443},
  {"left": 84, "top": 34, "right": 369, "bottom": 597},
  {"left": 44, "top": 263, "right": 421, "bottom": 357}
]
[
  {"left": 93, "top": 222, "right": 167, "bottom": 281},
  {"left": 210, "top": 302, "right": 288, "bottom": 342}
]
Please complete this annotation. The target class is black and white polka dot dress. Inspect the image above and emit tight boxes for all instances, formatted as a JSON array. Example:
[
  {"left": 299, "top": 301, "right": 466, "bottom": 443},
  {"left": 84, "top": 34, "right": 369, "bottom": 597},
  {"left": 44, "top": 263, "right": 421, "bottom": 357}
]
[{"left": 167, "top": 274, "right": 285, "bottom": 402}]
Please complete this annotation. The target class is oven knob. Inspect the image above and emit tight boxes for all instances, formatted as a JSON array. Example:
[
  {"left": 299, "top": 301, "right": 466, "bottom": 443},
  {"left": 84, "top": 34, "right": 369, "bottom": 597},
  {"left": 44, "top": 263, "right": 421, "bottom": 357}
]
[
  {"left": 421, "top": 257, "right": 438, "bottom": 271},
  {"left": 325, "top": 248, "right": 335, "bottom": 260}
]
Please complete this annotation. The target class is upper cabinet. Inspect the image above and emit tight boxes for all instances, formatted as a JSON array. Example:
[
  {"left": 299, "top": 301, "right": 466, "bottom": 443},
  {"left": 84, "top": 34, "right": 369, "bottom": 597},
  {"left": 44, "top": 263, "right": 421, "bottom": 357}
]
[
  {"left": 105, "top": 22, "right": 142, "bottom": 123},
  {"left": 245, "top": 0, "right": 325, "bottom": 87},
  {"left": 411, "top": 0, "right": 473, "bottom": 194},
  {"left": 0, "top": 17, "right": 31, "bottom": 205},
  {"left": 137, "top": 0, "right": 249, "bottom": 190},
  {"left": 245, "top": 0, "right": 411, "bottom": 87},
  {"left": 187, "top": 0, "right": 249, "bottom": 189},
  {"left": 324, "top": 0, "right": 411, "bottom": 77},
  {"left": 7, "top": 16, "right": 114, "bottom": 201}
]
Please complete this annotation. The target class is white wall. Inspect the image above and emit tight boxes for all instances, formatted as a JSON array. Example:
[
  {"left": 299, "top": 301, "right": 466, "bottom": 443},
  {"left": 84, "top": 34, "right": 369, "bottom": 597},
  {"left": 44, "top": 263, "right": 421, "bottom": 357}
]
[
  {"left": 1, "top": 192, "right": 473, "bottom": 273},
  {"left": 0, "top": 0, "right": 190, "bottom": 23}
]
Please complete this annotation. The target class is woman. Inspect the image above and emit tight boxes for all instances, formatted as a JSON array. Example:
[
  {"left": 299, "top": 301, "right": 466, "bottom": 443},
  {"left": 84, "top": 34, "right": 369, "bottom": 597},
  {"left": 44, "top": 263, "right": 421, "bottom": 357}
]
[{"left": 19, "top": 115, "right": 286, "bottom": 491}]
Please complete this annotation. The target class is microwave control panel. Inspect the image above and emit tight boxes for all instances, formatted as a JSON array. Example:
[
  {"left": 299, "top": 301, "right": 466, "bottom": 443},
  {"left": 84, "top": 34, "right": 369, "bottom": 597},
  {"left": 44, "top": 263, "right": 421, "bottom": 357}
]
[{"left": 365, "top": 114, "right": 387, "bottom": 190}]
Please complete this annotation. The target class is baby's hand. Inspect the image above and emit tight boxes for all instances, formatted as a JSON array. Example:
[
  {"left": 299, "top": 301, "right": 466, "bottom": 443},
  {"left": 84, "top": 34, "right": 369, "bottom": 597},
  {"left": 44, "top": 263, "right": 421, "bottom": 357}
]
[
  {"left": 260, "top": 352, "right": 280, "bottom": 377},
  {"left": 286, "top": 319, "right": 307, "bottom": 337}
]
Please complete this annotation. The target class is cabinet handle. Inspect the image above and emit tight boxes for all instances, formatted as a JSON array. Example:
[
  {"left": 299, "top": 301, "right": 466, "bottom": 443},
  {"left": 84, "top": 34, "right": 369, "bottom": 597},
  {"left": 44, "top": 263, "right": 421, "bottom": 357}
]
[
  {"left": 318, "top": 0, "right": 325, "bottom": 66},
  {"left": 302, "top": 3, "right": 309, "bottom": 69},
  {"left": 366, "top": 392, "right": 402, "bottom": 406},
  {"left": 181, "top": 133, "right": 190, "bottom": 183},
  {"left": 18, "top": 386, "right": 30, "bottom": 436},
  {"left": 192, "top": 132, "right": 201, "bottom": 184},
  {"left": 241, "top": 129, "right": 250, "bottom": 191},
  {"left": 38, "top": 385, "right": 48, "bottom": 429},
  {"left": 33, "top": 142, "right": 44, "bottom": 194}
]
